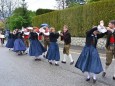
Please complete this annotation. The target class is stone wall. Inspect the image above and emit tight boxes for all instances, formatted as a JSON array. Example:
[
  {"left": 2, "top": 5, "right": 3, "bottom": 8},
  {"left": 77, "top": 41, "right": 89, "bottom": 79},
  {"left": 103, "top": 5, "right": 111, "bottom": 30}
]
[{"left": 58, "top": 37, "right": 106, "bottom": 49}]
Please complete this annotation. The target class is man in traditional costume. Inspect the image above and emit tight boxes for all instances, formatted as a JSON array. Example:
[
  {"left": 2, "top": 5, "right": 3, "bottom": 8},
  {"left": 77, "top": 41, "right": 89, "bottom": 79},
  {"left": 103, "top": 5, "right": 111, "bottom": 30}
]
[
  {"left": 102, "top": 20, "right": 115, "bottom": 80},
  {"left": 23, "top": 28, "right": 30, "bottom": 54},
  {"left": 60, "top": 25, "right": 74, "bottom": 65}
]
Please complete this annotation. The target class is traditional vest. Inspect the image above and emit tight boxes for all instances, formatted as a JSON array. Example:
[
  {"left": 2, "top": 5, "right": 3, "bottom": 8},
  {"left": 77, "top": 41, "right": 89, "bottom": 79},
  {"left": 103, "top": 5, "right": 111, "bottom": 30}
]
[
  {"left": 109, "top": 29, "right": 115, "bottom": 44},
  {"left": 24, "top": 35, "right": 29, "bottom": 39},
  {"left": 110, "top": 34, "right": 115, "bottom": 43}
]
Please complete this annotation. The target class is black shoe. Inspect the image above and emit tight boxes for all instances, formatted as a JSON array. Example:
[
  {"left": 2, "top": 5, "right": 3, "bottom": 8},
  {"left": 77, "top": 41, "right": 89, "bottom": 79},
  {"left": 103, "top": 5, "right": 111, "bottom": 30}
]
[
  {"left": 86, "top": 78, "right": 90, "bottom": 81},
  {"left": 35, "top": 58, "right": 41, "bottom": 61},
  {"left": 93, "top": 79, "right": 97, "bottom": 83},
  {"left": 43, "top": 55, "right": 46, "bottom": 58},
  {"left": 55, "top": 63, "right": 59, "bottom": 66},
  {"left": 61, "top": 61, "right": 66, "bottom": 64},
  {"left": 18, "top": 53, "right": 21, "bottom": 55},
  {"left": 70, "top": 61, "right": 74, "bottom": 65},
  {"left": 22, "top": 51, "right": 27, "bottom": 54},
  {"left": 49, "top": 62, "right": 53, "bottom": 65},
  {"left": 113, "top": 76, "right": 115, "bottom": 80},
  {"left": 102, "top": 72, "right": 106, "bottom": 77},
  {"left": 18, "top": 52, "right": 22, "bottom": 55}
]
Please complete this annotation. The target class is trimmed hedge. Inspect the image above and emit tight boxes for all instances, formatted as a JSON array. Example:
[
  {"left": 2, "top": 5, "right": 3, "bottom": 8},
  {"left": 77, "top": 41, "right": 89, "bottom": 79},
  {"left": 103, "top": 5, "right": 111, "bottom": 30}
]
[
  {"left": 36, "top": 9, "right": 55, "bottom": 15},
  {"left": 32, "top": 0, "right": 115, "bottom": 37}
]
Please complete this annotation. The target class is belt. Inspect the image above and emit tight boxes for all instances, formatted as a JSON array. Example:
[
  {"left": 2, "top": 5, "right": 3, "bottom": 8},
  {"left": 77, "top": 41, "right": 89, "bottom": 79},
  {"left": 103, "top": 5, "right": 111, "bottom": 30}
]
[
  {"left": 44, "top": 36, "right": 49, "bottom": 37},
  {"left": 44, "top": 36, "right": 49, "bottom": 38},
  {"left": 110, "top": 43, "right": 115, "bottom": 46}
]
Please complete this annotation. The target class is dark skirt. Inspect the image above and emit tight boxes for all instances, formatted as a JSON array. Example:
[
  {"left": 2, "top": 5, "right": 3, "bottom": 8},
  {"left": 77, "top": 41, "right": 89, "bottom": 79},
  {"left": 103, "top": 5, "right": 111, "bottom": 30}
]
[
  {"left": 46, "top": 42, "right": 60, "bottom": 61},
  {"left": 29, "top": 40, "right": 46, "bottom": 56},
  {"left": 6, "top": 38, "right": 15, "bottom": 48},
  {"left": 75, "top": 45, "right": 103, "bottom": 74},
  {"left": 14, "top": 38, "right": 26, "bottom": 52}
]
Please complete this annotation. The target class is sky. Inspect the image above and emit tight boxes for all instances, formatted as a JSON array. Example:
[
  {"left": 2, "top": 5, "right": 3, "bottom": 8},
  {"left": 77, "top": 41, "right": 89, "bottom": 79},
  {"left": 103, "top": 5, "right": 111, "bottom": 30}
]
[{"left": 25, "top": 0, "right": 57, "bottom": 11}]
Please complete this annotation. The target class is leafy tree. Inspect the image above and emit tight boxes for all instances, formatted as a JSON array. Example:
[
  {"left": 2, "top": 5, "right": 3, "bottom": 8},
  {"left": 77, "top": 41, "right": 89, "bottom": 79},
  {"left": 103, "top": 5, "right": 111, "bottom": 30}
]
[
  {"left": 0, "top": 0, "right": 20, "bottom": 22},
  {"left": 56, "top": 0, "right": 66, "bottom": 9},
  {"left": 7, "top": 7, "right": 35, "bottom": 30},
  {"left": 55, "top": 0, "right": 83, "bottom": 9},
  {"left": 0, "top": 0, "right": 20, "bottom": 29},
  {"left": 28, "top": 10, "right": 36, "bottom": 23},
  {"left": 76, "top": 0, "right": 84, "bottom": 2},
  {"left": 66, "top": 0, "right": 77, "bottom": 6},
  {"left": 13, "top": 7, "right": 24, "bottom": 16},
  {"left": 0, "top": 21, "right": 4, "bottom": 29},
  {"left": 68, "top": 2, "right": 80, "bottom": 8},
  {"left": 67, "top": 0, "right": 101, "bottom": 8},
  {"left": 7, "top": 16, "right": 23, "bottom": 30}
]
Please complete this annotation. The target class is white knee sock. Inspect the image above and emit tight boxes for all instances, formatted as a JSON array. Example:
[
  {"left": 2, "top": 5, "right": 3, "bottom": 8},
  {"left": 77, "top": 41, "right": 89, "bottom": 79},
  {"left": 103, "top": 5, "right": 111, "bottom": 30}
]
[
  {"left": 87, "top": 72, "right": 91, "bottom": 79},
  {"left": 25, "top": 47, "right": 29, "bottom": 53},
  {"left": 69, "top": 54, "right": 74, "bottom": 62},
  {"left": 114, "top": 65, "right": 115, "bottom": 77},
  {"left": 43, "top": 51, "right": 46, "bottom": 55},
  {"left": 93, "top": 73, "right": 96, "bottom": 80},
  {"left": 63, "top": 54, "right": 67, "bottom": 62},
  {"left": 49, "top": 60, "right": 52, "bottom": 63},
  {"left": 55, "top": 61, "right": 58, "bottom": 64}
]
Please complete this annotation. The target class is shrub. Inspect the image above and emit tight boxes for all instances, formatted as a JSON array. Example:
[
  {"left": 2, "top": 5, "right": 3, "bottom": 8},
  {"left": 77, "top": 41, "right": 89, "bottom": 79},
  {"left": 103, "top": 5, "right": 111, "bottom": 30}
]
[{"left": 32, "top": 0, "right": 115, "bottom": 37}]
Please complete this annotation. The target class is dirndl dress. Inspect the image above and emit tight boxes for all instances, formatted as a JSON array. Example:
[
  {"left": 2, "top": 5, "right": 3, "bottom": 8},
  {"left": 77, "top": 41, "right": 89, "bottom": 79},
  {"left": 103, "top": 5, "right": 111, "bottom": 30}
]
[
  {"left": 75, "top": 45, "right": 103, "bottom": 74},
  {"left": 46, "top": 42, "right": 60, "bottom": 61},
  {"left": 29, "top": 39, "right": 46, "bottom": 57},
  {"left": 13, "top": 38, "right": 26, "bottom": 52},
  {"left": 6, "top": 38, "right": 15, "bottom": 48}
]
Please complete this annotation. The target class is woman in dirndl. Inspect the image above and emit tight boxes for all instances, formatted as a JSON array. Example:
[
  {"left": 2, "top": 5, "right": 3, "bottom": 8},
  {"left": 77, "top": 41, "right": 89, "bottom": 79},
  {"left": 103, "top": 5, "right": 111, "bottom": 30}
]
[
  {"left": 46, "top": 27, "right": 60, "bottom": 66},
  {"left": 13, "top": 30, "right": 26, "bottom": 55},
  {"left": 75, "top": 26, "right": 106, "bottom": 83},
  {"left": 6, "top": 32, "right": 15, "bottom": 50},
  {"left": 29, "top": 29, "right": 46, "bottom": 61}
]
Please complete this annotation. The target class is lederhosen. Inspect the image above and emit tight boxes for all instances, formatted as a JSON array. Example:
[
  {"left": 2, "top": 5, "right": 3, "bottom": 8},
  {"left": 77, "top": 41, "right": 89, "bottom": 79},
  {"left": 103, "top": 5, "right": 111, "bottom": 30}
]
[
  {"left": 106, "top": 30, "right": 115, "bottom": 66},
  {"left": 24, "top": 33, "right": 29, "bottom": 48},
  {"left": 44, "top": 31, "right": 50, "bottom": 50},
  {"left": 62, "top": 31, "right": 71, "bottom": 55}
]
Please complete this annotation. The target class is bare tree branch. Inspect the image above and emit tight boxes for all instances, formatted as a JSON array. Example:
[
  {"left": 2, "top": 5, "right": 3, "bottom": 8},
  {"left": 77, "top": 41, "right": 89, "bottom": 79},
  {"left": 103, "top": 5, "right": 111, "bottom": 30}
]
[
  {"left": 0, "top": 0, "right": 20, "bottom": 24},
  {"left": 56, "top": 0, "right": 67, "bottom": 10}
]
